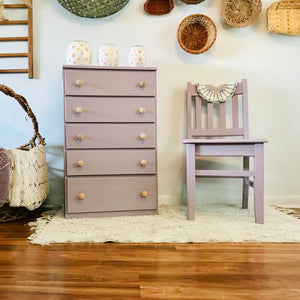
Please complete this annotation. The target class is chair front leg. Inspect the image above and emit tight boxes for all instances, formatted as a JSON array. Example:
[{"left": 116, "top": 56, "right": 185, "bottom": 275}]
[
  {"left": 254, "top": 144, "right": 264, "bottom": 224},
  {"left": 186, "top": 143, "right": 196, "bottom": 220}
]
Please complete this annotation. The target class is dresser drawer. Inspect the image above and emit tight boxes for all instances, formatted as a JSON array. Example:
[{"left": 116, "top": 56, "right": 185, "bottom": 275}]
[
  {"left": 65, "top": 123, "right": 156, "bottom": 149},
  {"left": 64, "top": 97, "right": 156, "bottom": 123},
  {"left": 66, "top": 149, "right": 156, "bottom": 175},
  {"left": 66, "top": 176, "right": 157, "bottom": 213},
  {"left": 64, "top": 69, "right": 156, "bottom": 96}
]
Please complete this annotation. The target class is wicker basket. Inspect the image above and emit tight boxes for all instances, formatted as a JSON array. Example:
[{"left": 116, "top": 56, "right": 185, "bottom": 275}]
[
  {"left": 267, "top": 0, "right": 300, "bottom": 35},
  {"left": 180, "top": 0, "right": 205, "bottom": 4},
  {"left": 144, "top": 0, "right": 174, "bottom": 15},
  {"left": 177, "top": 14, "right": 217, "bottom": 55},
  {"left": 57, "top": 0, "right": 130, "bottom": 18},
  {"left": 0, "top": 85, "right": 47, "bottom": 222},
  {"left": 220, "top": 0, "right": 262, "bottom": 28}
]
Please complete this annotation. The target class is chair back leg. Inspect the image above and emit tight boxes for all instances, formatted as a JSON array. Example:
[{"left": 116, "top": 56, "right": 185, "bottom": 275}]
[{"left": 242, "top": 156, "right": 249, "bottom": 209}]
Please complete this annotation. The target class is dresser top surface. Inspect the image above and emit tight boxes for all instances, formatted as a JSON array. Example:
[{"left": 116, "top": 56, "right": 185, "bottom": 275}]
[{"left": 63, "top": 65, "right": 157, "bottom": 71}]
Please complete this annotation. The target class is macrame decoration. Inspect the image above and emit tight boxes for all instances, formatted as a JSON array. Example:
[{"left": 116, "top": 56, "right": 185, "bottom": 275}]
[{"left": 197, "top": 82, "right": 238, "bottom": 103}]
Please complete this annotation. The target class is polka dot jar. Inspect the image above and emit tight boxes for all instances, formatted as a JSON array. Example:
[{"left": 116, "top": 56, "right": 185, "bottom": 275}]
[
  {"left": 97, "top": 44, "right": 119, "bottom": 66},
  {"left": 66, "top": 41, "right": 92, "bottom": 66},
  {"left": 128, "top": 46, "right": 146, "bottom": 67}
]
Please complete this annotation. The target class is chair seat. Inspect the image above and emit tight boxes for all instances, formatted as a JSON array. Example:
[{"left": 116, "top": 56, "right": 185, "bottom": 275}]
[{"left": 182, "top": 138, "right": 267, "bottom": 144}]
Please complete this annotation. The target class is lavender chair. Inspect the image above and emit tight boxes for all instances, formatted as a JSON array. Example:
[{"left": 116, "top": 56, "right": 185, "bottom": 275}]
[{"left": 182, "top": 79, "right": 267, "bottom": 224}]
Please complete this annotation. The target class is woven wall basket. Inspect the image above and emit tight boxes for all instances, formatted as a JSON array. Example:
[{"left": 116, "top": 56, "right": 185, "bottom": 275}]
[
  {"left": 144, "top": 0, "right": 174, "bottom": 15},
  {"left": 177, "top": 14, "right": 217, "bottom": 55},
  {"left": 57, "top": 0, "right": 130, "bottom": 18},
  {"left": 220, "top": 0, "right": 262, "bottom": 28},
  {"left": 267, "top": 0, "right": 300, "bottom": 35},
  {"left": 180, "top": 0, "right": 206, "bottom": 4}
]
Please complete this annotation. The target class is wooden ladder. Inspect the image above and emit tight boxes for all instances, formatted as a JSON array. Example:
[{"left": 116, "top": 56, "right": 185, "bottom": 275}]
[{"left": 0, "top": 2, "right": 33, "bottom": 78}]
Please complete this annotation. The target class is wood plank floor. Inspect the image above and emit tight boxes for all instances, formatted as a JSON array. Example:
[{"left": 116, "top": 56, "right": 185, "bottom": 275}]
[{"left": 0, "top": 208, "right": 300, "bottom": 299}]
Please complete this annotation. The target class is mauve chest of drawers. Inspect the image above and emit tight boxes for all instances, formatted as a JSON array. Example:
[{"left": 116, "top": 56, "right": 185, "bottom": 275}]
[{"left": 63, "top": 65, "right": 158, "bottom": 218}]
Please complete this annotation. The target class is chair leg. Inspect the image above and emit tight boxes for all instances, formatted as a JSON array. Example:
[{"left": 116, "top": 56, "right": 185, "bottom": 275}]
[
  {"left": 254, "top": 144, "right": 264, "bottom": 224},
  {"left": 242, "top": 157, "right": 249, "bottom": 209},
  {"left": 186, "top": 144, "right": 196, "bottom": 220}
]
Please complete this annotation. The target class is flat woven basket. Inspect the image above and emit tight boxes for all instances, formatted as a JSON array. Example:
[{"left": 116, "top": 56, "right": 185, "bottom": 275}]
[
  {"left": 267, "top": 0, "right": 300, "bottom": 35},
  {"left": 180, "top": 0, "right": 206, "bottom": 4},
  {"left": 221, "top": 0, "right": 262, "bottom": 28},
  {"left": 144, "top": 0, "right": 174, "bottom": 15},
  {"left": 57, "top": 0, "right": 130, "bottom": 18},
  {"left": 177, "top": 14, "right": 217, "bottom": 55}
]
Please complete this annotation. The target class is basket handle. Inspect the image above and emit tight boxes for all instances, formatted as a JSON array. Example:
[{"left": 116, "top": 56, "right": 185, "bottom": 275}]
[{"left": 0, "top": 84, "right": 46, "bottom": 150}]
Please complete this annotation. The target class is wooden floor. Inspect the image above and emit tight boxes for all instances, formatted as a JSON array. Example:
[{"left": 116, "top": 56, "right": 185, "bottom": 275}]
[{"left": 0, "top": 209, "right": 300, "bottom": 299}]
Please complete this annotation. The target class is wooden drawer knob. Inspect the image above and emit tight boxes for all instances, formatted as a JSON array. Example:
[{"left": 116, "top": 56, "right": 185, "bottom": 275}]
[
  {"left": 140, "top": 133, "right": 147, "bottom": 140},
  {"left": 140, "top": 159, "right": 147, "bottom": 166},
  {"left": 78, "top": 193, "right": 85, "bottom": 200},
  {"left": 76, "top": 133, "right": 84, "bottom": 140},
  {"left": 75, "top": 107, "right": 83, "bottom": 114},
  {"left": 77, "top": 160, "right": 84, "bottom": 167},
  {"left": 139, "top": 107, "right": 146, "bottom": 114},
  {"left": 141, "top": 190, "right": 148, "bottom": 198},
  {"left": 139, "top": 81, "right": 146, "bottom": 88},
  {"left": 75, "top": 79, "right": 83, "bottom": 86}
]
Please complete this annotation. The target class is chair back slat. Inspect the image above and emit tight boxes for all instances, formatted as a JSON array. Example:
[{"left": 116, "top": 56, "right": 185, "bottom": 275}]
[
  {"left": 232, "top": 94, "right": 239, "bottom": 128},
  {"left": 186, "top": 79, "right": 249, "bottom": 139},
  {"left": 219, "top": 102, "right": 226, "bottom": 129},
  {"left": 207, "top": 102, "right": 214, "bottom": 129},
  {"left": 195, "top": 96, "right": 202, "bottom": 130}
]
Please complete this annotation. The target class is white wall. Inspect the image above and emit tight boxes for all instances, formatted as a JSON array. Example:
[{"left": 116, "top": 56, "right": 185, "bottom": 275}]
[{"left": 0, "top": 0, "right": 299, "bottom": 207}]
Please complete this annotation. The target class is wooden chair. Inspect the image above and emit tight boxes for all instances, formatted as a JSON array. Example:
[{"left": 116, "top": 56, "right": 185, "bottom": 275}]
[{"left": 182, "top": 79, "right": 267, "bottom": 224}]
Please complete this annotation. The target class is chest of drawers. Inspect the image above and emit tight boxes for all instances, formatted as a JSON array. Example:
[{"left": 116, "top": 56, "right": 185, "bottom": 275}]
[{"left": 63, "top": 65, "right": 157, "bottom": 218}]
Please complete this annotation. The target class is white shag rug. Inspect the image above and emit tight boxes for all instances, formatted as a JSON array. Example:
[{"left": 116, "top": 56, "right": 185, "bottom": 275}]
[{"left": 28, "top": 204, "right": 300, "bottom": 245}]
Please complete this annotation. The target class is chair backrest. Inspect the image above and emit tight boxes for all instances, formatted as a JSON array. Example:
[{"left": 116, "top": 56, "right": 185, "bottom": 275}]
[{"left": 186, "top": 79, "right": 249, "bottom": 139}]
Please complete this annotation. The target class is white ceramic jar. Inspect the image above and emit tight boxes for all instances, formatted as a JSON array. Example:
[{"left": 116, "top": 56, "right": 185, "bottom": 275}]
[
  {"left": 128, "top": 46, "right": 146, "bottom": 67},
  {"left": 98, "top": 44, "right": 119, "bottom": 66},
  {"left": 66, "top": 41, "right": 92, "bottom": 66}
]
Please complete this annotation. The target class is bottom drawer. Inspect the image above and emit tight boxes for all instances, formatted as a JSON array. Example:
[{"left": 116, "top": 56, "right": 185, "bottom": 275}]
[{"left": 66, "top": 176, "right": 157, "bottom": 214}]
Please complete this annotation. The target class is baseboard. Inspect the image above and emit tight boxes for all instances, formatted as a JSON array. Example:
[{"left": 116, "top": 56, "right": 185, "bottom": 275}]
[
  {"left": 265, "top": 196, "right": 300, "bottom": 207},
  {"left": 158, "top": 195, "right": 184, "bottom": 206},
  {"left": 158, "top": 195, "right": 300, "bottom": 208}
]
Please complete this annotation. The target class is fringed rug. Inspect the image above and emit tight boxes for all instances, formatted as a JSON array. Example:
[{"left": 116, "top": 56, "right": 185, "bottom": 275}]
[{"left": 28, "top": 204, "right": 300, "bottom": 245}]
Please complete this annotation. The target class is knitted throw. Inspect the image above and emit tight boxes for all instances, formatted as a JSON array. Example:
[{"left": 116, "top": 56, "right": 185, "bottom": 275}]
[
  {"left": 0, "top": 148, "right": 10, "bottom": 207},
  {"left": 8, "top": 145, "right": 49, "bottom": 210}
]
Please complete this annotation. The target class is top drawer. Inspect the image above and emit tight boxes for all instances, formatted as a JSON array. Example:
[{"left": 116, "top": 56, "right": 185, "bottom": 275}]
[{"left": 64, "top": 68, "right": 156, "bottom": 96}]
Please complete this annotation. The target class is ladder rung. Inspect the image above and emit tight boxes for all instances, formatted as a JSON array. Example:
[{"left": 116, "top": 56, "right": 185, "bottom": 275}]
[
  {"left": 0, "top": 69, "right": 28, "bottom": 73},
  {"left": 0, "top": 20, "right": 28, "bottom": 25},
  {"left": 0, "top": 37, "right": 28, "bottom": 42},
  {"left": 4, "top": 4, "right": 28, "bottom": 9},
  {"left": 0, "top": 53, "right": 28, "bottom": 57}
]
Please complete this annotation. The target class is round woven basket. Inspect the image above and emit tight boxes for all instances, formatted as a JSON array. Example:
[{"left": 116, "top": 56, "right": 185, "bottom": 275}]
[
  {"left": 180, "top": 0, "right": 206, "bottom": 4},
  {"left": 57, "top": 0, "right": 130, "bottom": 18},
  {"left": 267, "top": 0, "right": 300, "bottom": 35},
  {"left": 220, "top": 0, "right": 262, "bottom": 28},
  {"left": 177, "top": 14, "right": 217, "bottom": 55}
]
